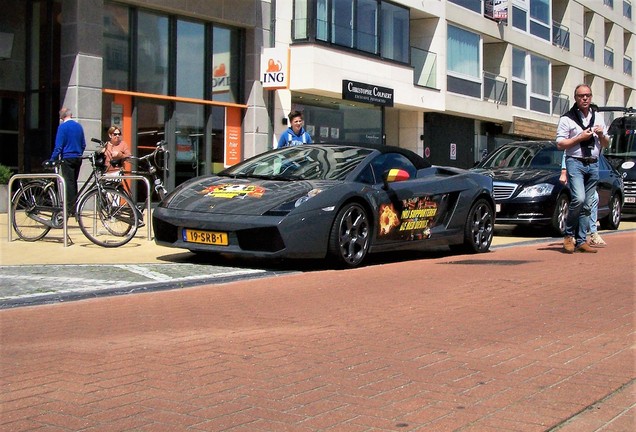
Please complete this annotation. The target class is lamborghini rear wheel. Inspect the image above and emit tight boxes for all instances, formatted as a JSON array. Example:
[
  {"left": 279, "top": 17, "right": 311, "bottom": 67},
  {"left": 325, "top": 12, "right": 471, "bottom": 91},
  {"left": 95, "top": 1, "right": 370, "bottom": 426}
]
[{"left": 451, "top": 198, "right": 494, "bottom": 254}]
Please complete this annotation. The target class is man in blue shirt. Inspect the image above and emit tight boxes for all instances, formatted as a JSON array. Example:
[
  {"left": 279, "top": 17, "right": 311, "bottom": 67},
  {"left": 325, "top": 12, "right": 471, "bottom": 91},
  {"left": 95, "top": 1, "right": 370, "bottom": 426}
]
[
  {"left": 277, "top": 110, "right": 313, "bottom": 148},
  {"left": 50, "top": 107, "right": 86, "bottom": 215}
]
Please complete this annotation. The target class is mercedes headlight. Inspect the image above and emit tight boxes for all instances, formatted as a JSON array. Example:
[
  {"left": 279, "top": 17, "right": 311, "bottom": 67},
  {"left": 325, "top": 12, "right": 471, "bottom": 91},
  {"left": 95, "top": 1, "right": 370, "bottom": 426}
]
[{"left": 517, "top": 183, "right": 554, "bottom": 198}]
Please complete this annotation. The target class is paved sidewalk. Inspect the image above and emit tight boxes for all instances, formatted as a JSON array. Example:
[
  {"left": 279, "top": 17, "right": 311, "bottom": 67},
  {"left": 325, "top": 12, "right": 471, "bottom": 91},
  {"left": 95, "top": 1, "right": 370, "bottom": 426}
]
[
  {"left": 1, "top": 213, "right": 186, "bottom": 266},
  {"left": 1, "top": 232, "right": 634, "bottom": 431}
]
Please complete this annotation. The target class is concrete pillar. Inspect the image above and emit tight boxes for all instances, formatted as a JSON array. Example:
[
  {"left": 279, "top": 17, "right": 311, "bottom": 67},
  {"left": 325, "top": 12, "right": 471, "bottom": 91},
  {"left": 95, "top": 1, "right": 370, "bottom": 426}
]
[{"left": 59, "top": 0, "right": 103, "bottom": 149}]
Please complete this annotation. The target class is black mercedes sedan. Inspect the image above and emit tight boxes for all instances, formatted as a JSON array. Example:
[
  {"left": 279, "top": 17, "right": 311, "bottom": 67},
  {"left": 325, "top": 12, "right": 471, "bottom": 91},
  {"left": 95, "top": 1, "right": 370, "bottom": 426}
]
[{"left": 472, "top": 141, "right": 623, "bottom": 236}]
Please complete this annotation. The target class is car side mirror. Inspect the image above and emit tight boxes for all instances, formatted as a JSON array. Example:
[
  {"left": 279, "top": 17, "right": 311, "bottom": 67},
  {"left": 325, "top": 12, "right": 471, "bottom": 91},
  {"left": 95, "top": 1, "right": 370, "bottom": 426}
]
[{"left": 383, "top": 168, "right": 410, "bottom": 189}]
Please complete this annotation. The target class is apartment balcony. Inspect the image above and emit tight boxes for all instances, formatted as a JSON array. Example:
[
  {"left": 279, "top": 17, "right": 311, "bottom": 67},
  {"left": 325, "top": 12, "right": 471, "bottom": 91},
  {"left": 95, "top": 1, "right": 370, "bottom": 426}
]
[
  {"left": 411, "top": 46, "right": 438, "bottom": 89},
  {"left": 552, "top": 22, "right": 570, "bottom": 51}
]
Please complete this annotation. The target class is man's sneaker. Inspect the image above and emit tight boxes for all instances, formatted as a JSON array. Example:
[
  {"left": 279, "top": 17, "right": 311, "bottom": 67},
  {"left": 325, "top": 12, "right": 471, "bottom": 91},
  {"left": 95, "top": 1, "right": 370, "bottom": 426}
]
[
  {"left": 563, "top": 236, "right": 575, "bottom": 253},
  {"left": 575, "top": 242, "right": 598, "bottom": 253},
  {"left": 588, "top": 232, "right": 607, "bottom": 248}
]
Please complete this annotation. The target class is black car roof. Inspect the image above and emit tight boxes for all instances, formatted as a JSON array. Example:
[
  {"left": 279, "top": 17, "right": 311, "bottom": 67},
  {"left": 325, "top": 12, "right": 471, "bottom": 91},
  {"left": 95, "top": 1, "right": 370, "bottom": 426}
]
[{"left": 504, "top": 140, "right": 557, "bottom": 149}]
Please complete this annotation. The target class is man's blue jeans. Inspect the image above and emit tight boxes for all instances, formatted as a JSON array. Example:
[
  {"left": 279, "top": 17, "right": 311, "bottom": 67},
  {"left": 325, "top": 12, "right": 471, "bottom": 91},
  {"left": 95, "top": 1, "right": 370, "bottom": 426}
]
[{"left": 564, "top": 158, "right": 598, "bottom": 246}]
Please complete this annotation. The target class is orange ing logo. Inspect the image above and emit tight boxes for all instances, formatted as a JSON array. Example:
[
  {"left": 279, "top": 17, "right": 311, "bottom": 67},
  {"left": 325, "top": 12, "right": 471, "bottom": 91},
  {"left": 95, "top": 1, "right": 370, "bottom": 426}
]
[
  {"left": 213, "top": 63, "right": 226, "bottom": 77},
  {"left": 379, "top": 204, "right": 400, "bottom": 235},
  {"left": 262, "top": 58, "right": 285, "bottom": 85},
  {"left": 266, "top": 58, "right": 282, "bottom": 72},
  {"left": 200, "top": 184, "right": 265, "bottom": 199},
  {"left": 213, "top": 63, "right": 229, "bottom": 90}
]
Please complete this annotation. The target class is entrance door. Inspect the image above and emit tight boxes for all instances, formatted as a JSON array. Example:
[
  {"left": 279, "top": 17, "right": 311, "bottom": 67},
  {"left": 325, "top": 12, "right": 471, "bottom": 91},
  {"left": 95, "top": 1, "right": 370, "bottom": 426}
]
[
  {"left": 174, "top": 102, "right": 205, "bottom": 186},
  {"left": 0, "top": 92, "right": 23, "bottom": 171},
  {"left": 136, "top": 99, "right": 168, "bottom": 199}
]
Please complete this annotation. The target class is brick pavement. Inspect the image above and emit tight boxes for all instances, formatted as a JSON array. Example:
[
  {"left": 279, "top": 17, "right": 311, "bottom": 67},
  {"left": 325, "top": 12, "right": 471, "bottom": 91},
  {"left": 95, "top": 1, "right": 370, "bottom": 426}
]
[{"left": 0, "top": 233, "right": 634, "bottom": 431}]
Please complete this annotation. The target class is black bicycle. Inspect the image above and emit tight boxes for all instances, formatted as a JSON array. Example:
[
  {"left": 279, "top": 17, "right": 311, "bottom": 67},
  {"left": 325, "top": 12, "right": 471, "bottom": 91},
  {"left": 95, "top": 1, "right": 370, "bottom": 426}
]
[
  {"left": 99, "top": 139, "right": 169, "bottom": 213},
  {"left": 11, "top": 148, "right": 139, "bottom": 247}
]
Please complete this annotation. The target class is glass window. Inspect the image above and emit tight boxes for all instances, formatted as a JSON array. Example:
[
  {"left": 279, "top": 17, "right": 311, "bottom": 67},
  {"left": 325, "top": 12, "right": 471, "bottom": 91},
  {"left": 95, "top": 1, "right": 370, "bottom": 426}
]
[
  {"left": 447, "top": 25, "right": 480, "bottom": 79},
  {"left": 512, "top": 81, "right": 527, "bottom": 108},
  {"left": 212, "top": 26, "right": 241, "bottom": 103},
  {"left": 357, "top": 0, "right": 378, "bottom": 54},
  {"left": 136, "top": 11, "right": 168, "bottom": 95},
  {"left": 103, "top": 3, "right": 129, "bottom": 90},
  {"left": 317, "top": 0, "right": 328, "bottom": 41},
  {"left": 299, "top": 0, "right": 408, "bottom": 63},
  {"left": 512, "top": 48, "right": 527, "bottom": 109},
  {"left": 530, "top": 54, "right": 549, "bottom": 97},
  {"left": 381, "top": 2, "right": 409, "bottom": 62},
  {"left": 332, "top": 0, "right": 354, "bottom": 48},
  {"left": 530, "top": 0, "right": 550, "bottom": 24},
  {"left": 177, "top": 20, "right": 205, "bottom": 99},
  {"left": 448, "top": 0, "right": 482, "bottom": 14},
  {"left": 512, "top": 48, "right": 526, "bottom": 79},
  {"left": 512, "top": 6, "right": 527, "bottom": 31},
  {"left": 294, "top": 0, "right": 309, "bottom": 39},
  {"left": 530, "top": 54, "right": 550, "bottom": 113}
]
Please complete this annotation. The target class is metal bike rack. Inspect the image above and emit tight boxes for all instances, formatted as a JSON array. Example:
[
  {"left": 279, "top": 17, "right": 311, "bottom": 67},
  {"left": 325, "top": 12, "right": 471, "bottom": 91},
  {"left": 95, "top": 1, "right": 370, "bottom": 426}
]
[
  {"left": 7, "top": 174, "right": 70, "bottom": 247},
  {"left": 100, "top": 174, "right": 152, "bottom": 240}
]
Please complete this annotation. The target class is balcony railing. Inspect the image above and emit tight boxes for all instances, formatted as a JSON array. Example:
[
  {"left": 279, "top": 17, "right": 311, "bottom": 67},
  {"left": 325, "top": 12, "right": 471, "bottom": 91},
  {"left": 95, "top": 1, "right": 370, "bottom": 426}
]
[
  {"left": 625, "top": 55, "right": 633, "bottom": 76},
  {"left": 552, "top": 22, "right": 570, "bottom": 50},
  {"left": 411, "top": 46, "right": 438, "bottom": 89},
  {"left": 604, "top": 47, "right": 614, "bottom": 68},
  {"left": 552, "top": 91, "right": 570, "bottom": 116},
  {"left": 584, "top": 37, "right": 595, "bottom": 60},
  {"left": 483, "top": 71, "right": 507, "bottom": 105}
]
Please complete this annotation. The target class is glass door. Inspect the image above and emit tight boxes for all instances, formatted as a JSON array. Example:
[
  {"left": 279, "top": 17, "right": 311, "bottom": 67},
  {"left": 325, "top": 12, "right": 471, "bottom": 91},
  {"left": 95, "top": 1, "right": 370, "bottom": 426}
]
[
  {"left": 174, "top": 102, "right": 205, "bottom": 186},
  {"left": 136, "top": 99, "right": 167, "bottom": 200}
]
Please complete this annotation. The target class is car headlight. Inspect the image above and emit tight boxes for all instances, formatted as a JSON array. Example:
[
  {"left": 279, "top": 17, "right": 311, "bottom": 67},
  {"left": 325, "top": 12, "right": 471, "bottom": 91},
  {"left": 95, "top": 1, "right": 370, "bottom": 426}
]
[
  {"left": 264, "top": 188, "right": 323, "bottom": 216},
  {"left": 517, "top": 183, "right": 554, "bottom": 198}
]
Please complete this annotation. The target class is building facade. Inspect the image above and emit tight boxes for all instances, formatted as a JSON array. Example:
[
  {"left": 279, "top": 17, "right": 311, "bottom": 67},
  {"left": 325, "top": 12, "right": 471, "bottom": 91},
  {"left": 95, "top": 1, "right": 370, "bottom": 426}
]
[{"left": 0, "top": 0, "right": 633, "bottom": 194}]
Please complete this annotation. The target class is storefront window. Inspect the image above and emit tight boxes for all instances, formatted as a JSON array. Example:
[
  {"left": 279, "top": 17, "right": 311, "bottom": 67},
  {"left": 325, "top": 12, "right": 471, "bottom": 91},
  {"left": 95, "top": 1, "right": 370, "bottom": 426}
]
[
  {"left": 211, "top": 106, "right": 226, "bottom": 171},
  {"left": 292, "top": 94, "right": 382, "bottom": 145},
  {"left": 177, "top": 20, "right": 205, "bottom": 99},
  {"left": 103, "top": 3, "right": 129, "bottom": 90},
  {"left": 136, "top": 11, "right": 168, "bottom": 95},
  {"left": 175, "top": 102, "right": 205, "bottom": 185},
  {"left": 212, "top": 26, "right": 242, "bottom": 103}
]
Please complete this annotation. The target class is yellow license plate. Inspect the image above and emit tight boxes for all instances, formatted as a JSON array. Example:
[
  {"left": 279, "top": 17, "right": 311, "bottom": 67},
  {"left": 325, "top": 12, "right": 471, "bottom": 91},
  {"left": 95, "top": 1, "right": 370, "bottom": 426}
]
[{"left": 182, "top": 229, "right": 229, "bottom": 246}]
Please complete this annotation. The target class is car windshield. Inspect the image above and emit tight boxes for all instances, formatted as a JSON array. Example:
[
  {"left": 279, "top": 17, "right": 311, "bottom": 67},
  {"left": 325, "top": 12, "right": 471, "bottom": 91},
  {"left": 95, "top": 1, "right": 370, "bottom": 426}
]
[
  {"left": 220, "top": 145, "right": 375, "bottom": 181},
  {"left": 481, "top": 145, "right": 562, "bottom": 169}
]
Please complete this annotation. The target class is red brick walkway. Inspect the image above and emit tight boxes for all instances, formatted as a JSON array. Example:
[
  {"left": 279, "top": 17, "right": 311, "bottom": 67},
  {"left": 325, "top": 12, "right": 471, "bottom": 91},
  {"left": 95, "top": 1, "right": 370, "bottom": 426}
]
[{"left": 1, "top": 233, "right": 634, "bottom": 431}]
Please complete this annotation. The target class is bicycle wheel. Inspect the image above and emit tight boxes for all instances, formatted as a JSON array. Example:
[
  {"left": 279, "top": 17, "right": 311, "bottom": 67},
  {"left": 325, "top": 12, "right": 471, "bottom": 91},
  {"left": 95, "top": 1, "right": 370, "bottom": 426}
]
[
  {"left": 12, "top": 182, "right": 57, "bottom": 241},
  {"left": 77, "top": 188, "right": 138, "bottom": 247}
]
